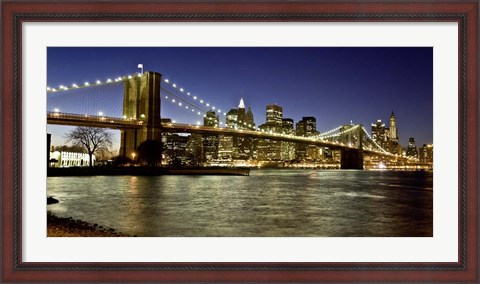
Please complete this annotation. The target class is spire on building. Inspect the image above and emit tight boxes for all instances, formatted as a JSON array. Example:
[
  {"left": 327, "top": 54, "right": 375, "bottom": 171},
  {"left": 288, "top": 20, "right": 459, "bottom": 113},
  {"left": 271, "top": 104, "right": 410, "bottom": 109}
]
[
  {"left": 391, "top": 111, "right": 395, "bottom": 117},
  {"left": 238, "top": 97, "right": 245, "bottom": 109}
]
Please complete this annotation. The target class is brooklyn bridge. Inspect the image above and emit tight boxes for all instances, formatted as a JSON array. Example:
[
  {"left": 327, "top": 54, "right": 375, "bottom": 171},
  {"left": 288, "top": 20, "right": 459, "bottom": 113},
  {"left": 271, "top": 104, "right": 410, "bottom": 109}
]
[{"left": 47, "top": 71, "right": 426, "bottom": 169}]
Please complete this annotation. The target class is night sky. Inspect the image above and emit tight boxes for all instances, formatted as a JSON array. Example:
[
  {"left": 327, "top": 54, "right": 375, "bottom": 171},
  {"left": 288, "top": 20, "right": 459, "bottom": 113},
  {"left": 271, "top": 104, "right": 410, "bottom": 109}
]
[{"left": 47, "top": 47, "right": 433, "bottom": 151}]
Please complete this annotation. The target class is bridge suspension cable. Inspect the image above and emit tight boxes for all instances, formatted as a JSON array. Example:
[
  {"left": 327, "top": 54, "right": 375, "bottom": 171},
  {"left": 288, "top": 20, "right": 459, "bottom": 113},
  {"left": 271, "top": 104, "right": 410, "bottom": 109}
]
[
  {"left": 47, "top": 82, "right": 124, "bottom": 118},
  {"left": 161, "top": 76, "right": 231, "bottom": 117},
  {"left": 361, "top": 126, "right": 389, "bottom": 154},
  {"left": 319, "top": 125, "right": 343, "bottom": 138},
  {"left": 47, "top": 74, "right": 136, "bottom": 93}
]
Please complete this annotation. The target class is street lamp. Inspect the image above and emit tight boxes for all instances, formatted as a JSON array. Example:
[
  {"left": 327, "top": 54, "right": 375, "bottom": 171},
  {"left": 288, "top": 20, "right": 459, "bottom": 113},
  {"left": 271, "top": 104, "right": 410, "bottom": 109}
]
[{"left": 132, "top": 152, "right": 136, "bottom": 163}]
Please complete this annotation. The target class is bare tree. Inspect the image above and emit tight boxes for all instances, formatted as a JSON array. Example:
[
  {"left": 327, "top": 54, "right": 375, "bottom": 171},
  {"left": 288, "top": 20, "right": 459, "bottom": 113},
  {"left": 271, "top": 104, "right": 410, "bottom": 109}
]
[{"left": 65, "top": 126, "right": 113, "bottom": 167}]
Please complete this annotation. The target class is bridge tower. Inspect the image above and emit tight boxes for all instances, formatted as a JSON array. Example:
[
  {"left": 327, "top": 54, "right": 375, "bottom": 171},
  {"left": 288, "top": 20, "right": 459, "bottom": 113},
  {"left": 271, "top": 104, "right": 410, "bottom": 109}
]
[
  {"left": 340, "top": 124, "right": 364, "bottom": 169},
  {"left": 119, "top": 71, "right": 162, "bottom": 158}
]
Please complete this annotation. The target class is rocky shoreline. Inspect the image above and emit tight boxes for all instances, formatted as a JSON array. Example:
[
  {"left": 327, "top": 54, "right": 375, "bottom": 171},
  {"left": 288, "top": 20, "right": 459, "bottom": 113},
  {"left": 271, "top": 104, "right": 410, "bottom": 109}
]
[{"left": 47, "top": 212, "right": 129, "bottom": 237}]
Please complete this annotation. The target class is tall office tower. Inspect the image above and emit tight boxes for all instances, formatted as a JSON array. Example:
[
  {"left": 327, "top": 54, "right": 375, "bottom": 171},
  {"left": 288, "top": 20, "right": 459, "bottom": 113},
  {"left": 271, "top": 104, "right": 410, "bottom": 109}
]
[
  {"left": 226, "top": 108, "right": 238, "bottom": 129},
  {"left": 204, "top": 110, "right": 219, "bottom": 127},
  {"left": 257, "top": 123, "right": 282, "bottom": 161},
  {"left": 388, "top": 111, "right": 401, "bottom": 154},
  {"left": 257, "top": 104, "right": 283, "bottom": 161},
  {"left": 218, "top": 108, "right": 238, "bottom": 159},
  {"left": 282, "top": 118, "right": 294, "bottom": 134},
  {"left": 281, "top": 118, "right": 296, "bottom": 161},
  {"left": 302, "top": 117, "right": 318, "bottom": 137},
  {"left": 295, "top": 116, "right": 320, "bottom": 161},
  {"left": 246, "top": 106, "right": 255, "bottom": 128},
  {"left": 295, "top": 120, "right": 306, "bottom": 160},
  {"left": 163, "top": 134, "right": 189, "bottom": 165},
  {"left": 371, "top": 119, "right": 388, "bottom": 150},
  {"left": 389, "top": 111, "right": 398, "bottom": 141},
  {"left": 296, "top": 120, "right": 306, "bottom": 136},
  {"left": 266, "top": 104, "right": 283, "bottom": 127},
  {"left": 220, "top": 99, "right": 256, "bottom": 160},
  {"left": 296, "top": 117, "right": 318, "bottom": 137},
  {"left": 419, "top": 144, "right": 433, "bottom": 163},
  {"left": 406, "top": 137, "right": 418, "bottom": 158},
  {"left": 203, "top": 111, "right": 220, "bottom": 161},
  {"left": 235, "top": 98, "right": 255, "bottom": 159},
  {"left": 186, "top": 133, "right": 204, "bottom": 165},
  {"left": 237, "top": 98, "right": 246, "bottom": 128}
]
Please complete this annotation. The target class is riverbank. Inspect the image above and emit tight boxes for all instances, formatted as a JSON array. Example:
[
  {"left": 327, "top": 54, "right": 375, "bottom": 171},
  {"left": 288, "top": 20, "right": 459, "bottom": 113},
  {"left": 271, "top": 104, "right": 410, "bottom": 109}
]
[
  {"left": 47, "top": 212, "right": 129, "bottom": 237},
  {"left": 47, "top": 166, "right": 250, "bottom": 176}
]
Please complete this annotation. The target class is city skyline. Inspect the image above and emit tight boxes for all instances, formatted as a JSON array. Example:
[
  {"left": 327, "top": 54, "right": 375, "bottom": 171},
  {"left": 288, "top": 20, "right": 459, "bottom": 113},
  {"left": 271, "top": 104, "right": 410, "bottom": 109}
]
[{"left": 47, "top": 47, "right": 433, "bottom": 150}]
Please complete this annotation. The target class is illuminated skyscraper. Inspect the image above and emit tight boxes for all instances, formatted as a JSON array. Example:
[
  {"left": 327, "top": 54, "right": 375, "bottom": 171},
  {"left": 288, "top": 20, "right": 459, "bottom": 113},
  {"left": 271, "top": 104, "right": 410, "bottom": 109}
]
[
  {"left": 186, "top": 133, "right": 204, "bottom": 165},
  {"left": 226, "top": 108, "right": 238, "bottom": 129},
  {"left": 219, "top": 98, "right": 256, "bottom": 160},
  {"left": 218, "top": 108, "right": 238, "bottom": 159},
  {"left": 258, "top": 104, "right": 283, "bottom": 160},
  {"left": 237, "top": 98, "right": 246, "bottom": 128},
  {"left": 389, "top": 111, "right": 398, "bottom": 142},
  {"left": 266, "top": 104, "right": 283, "bottom": 126},
  {"left": 371, "top": 119, "right": 388, "bottom": 150},
  {"left": 281, "top": 118, "right": 296, "bottom": 161},
  {"left": 204, "top": 110, "right": 219, "bottom": 127},
  {"left": 295, "top": 116, "right": 320, "bottom": 160},
  {"left": 295, "top": 117, "right": 318, "bottom": 137},
  {"left": 388, "top": 111, "right": 401, "bottom": 155},
  {"left": 419, "top": 144, "right": 433, "bottom": 163},
  {"left": 246, "top": 106, "right": 255, "bottom": 128},
  {"left": 406, "top": 137, "right": 418, "bottom": 158},
  {"left": 203, "top": 111, "right": 219, "bottom": 161}
]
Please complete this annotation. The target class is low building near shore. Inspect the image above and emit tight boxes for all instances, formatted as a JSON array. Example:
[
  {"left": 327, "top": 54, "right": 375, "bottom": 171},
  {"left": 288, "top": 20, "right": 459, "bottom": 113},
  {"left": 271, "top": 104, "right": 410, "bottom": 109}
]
[{"left": 49, "top": 151, "right": 95, "bottom": 167}]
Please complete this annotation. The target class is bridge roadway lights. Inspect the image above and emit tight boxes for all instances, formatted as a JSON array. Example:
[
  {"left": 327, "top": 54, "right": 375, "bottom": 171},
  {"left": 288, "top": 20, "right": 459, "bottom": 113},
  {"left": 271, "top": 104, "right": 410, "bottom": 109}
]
[{"left": 340, "top": 149, "right": 364, "bottom": 170}]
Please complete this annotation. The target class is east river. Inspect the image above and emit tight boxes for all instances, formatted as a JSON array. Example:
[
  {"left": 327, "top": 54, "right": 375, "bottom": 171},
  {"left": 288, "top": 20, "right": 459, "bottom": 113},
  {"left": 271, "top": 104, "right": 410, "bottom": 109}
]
[{"left": 47, "top": 169, "right": 433, "bottom": 237}]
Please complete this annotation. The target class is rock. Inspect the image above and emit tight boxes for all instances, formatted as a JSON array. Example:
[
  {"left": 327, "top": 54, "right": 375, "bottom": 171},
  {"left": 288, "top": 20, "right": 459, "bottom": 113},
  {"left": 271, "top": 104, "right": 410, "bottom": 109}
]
[{"left": 47, "top": 196, "right": 59, "bottom": 204}]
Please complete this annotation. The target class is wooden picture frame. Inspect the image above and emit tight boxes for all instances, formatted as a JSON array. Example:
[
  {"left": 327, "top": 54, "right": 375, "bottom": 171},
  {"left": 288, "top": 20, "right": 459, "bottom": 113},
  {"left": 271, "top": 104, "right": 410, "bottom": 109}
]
[{"left": 2, "top": 0, "right": 478, "bottom": 282}]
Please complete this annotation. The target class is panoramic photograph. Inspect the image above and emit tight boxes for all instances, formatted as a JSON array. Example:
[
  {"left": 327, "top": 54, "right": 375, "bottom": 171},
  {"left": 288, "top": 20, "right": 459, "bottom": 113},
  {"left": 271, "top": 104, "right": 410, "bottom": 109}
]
[{"left": 46, "top": 47, "right": 433, "bottom": 237}]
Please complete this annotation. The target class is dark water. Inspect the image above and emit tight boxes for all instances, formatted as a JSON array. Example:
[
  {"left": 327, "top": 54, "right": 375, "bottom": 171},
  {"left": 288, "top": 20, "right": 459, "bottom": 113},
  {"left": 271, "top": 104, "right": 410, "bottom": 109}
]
[{"left": 47, "top": 170, "right": 433, "bottom": 237}]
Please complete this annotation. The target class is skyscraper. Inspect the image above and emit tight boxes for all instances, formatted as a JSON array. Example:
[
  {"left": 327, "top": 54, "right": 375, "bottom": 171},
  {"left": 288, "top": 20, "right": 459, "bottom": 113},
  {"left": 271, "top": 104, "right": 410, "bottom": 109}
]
[
  {"left": 388, "top": 111, "right": 401, "bottom": 155},
  {"left": 371, "top": 119, "right": 388, "bottom": 150},
  {"left": 219, "top": 98, "right": 256, "bottom": 160},
  {"left": 406, "top": 137, "right": 418, "bottom": 158},
  {"left": 389, "top": 111, "right": 398, "bottom": 142},
  {"left": 226, "top": 108, "right": 238, "bottom": 129},
  {"left": 186, "top": 133, "right": 204, "bottom": 165},
  {"left": 266, "top": 104, "right": 283, "bottom": 127},
  {"left": 281, "top": 118, "right": 296, "bottom": 161},
  {"left": 295, "top": 116, "right": 320, "bottom": 161},
  {"left": 235, "top": 98, "right": 255, "bottom": 129},
  {"left": 218, "top": 108, "right": 238, "bottom": 159},
  {"left": 419, "top": 144, "right": 433, "bottom": 163},
  {"left": 246, "top": 106, "right": 255, "bottom": 128},
  {"left": 203, "top": 110, "right": 220, "bottom": 161},
  {"left": 258, "top": 104, "right": 283, "bottom": 161},
  {"left": 237, "top": 98, "right": 246, "bottom": 128},
  {"left": 204, "top": 110, "right": 219, "bottom": 127}
]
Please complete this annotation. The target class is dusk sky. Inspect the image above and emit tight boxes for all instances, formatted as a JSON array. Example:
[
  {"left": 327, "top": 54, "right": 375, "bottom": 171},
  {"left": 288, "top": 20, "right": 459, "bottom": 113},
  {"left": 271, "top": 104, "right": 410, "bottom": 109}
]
[{"left": 47, "top": 47, "right": 433, "bottom": 152}]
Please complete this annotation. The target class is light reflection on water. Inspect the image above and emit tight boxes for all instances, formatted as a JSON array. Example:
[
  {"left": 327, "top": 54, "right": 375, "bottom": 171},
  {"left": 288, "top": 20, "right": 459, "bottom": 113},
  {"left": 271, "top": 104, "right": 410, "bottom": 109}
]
[{"left": 47, "top": 169, "right": 433, "bottom": 237}]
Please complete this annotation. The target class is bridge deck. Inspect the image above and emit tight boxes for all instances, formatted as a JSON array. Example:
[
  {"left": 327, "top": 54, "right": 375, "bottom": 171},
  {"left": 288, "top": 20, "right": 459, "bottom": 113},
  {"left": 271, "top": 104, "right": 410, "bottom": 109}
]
[{"left": 47, "top": 112, "right": 410, "bottom": 159}]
